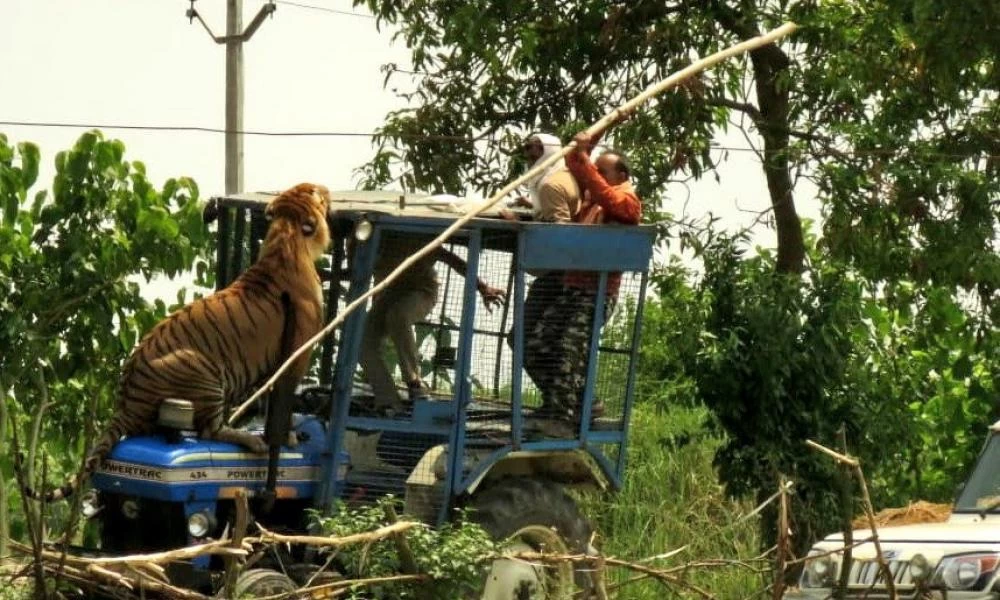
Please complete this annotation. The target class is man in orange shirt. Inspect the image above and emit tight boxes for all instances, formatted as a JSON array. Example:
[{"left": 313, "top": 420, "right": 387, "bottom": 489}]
[{"left": 531, "top": 130, "right": 642, "bottom": 429}]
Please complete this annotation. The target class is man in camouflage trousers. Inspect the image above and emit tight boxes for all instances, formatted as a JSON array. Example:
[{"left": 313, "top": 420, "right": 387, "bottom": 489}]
[{"left": 528, "top": 130, "right": 642, "bottom": 429}]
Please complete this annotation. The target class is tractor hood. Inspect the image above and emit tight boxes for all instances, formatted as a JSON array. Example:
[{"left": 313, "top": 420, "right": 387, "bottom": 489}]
[{"left": 91, "top": 415, "right": 346, "bottom": 502}]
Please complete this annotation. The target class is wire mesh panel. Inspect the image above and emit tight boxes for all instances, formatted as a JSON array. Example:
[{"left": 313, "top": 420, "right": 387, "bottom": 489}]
[
  {"left": 339, "top": 226, "right": 473, "bottom": 523},
  {"left": 513, "top": 271, "right": 639, "bottom": 429},
  {"left": 459, "top": 231, "right": 518, "bottom": 459},
  {"left": 460, "top": 239, "right": 647, "bottom": 490},
  {"left": 594, "top": 271, "right": 645, "bottom": 429}
]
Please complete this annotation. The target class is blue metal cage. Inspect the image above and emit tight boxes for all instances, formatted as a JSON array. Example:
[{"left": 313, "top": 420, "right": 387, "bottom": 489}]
[{"left": 206, "top": 191, "right": 654, "bottom": 526}]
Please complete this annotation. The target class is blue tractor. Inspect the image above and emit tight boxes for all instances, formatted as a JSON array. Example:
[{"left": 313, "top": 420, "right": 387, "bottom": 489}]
[{"left": 80, "top": 190, "right": 654, "bottom": 598}]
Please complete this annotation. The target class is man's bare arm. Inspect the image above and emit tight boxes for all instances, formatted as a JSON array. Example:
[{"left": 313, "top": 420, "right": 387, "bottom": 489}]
[{"left": 435, "top": 249, "right": 507, "bottom": 311}]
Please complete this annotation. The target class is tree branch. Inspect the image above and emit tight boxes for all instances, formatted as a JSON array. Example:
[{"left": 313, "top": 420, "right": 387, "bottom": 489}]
[
  {"left": 711, "top": 1, "right": 791, "bottom": 68},
  {"left": 706, "top": 96, "right": 763, "bottom": 121}
]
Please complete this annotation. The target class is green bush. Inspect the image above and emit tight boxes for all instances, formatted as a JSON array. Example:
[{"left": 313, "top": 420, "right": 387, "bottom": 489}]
[{"left": 311, "top": 498, "right": 497, "bottom": 599}]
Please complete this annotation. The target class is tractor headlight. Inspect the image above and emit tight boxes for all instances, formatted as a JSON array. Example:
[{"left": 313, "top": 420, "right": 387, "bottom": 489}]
[
  {"left": 81, "top": 490, "right": 101, "bottom": 518},
  {"left": 186, "top": 511, "right": 215, "bottom": 538},
  {"left": 802, "top": 553, "right": 836, "bottom": 588},
  {"left": 908, "top": 553, "right": 930, "bottom": 582},
  {"left": 932, "top": 553, "right": 1000, "bottom": 591}
]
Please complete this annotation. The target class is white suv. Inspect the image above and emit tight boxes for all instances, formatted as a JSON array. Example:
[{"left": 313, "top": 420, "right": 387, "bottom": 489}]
[{"left": 786, "top": 421, "right": 1000, "bottom": 599}]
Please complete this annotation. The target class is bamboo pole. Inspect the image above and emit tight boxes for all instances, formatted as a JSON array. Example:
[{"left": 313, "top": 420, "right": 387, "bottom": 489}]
[
  {"left": 772, "top": 476, "right": 790, "bottom": 600},
  {"left": 230, "top": 21, "right": 799, "bottom": 424},
  {"left": 806, "top": 439, "right": 858, "bottom": 468}
]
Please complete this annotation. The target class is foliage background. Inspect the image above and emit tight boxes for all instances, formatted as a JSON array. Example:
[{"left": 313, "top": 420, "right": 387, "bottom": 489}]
[{"left": 0, "top": 131, "right": 215, "bottom": 550}]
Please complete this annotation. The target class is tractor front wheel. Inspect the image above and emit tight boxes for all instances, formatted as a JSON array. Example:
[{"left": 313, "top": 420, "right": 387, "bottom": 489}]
[
  {"left": 470, "top": 477, "right": 596, "bottom": 599},
  {"left": 227, "top": 568, "right": 298, "bottom": 597}
]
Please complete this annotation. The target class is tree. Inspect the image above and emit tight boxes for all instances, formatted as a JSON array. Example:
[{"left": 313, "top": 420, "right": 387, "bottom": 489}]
[
  {"left": 690, "top": 235, "right": 867, "bottom": 553},
  {"left": 0, "top": 132, "right": 212, "bottom": 550},
  {"left": 799, "top": 0, "right": 999, "bottom": 299}
]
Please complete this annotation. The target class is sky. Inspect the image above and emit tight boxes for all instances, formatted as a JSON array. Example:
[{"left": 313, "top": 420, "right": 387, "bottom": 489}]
[{"left": 2, "top": 0, "right": 822, "bottom": 298}]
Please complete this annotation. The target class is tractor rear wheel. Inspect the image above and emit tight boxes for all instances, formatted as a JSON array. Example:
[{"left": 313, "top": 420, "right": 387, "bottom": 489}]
[{"left": 470, "top": 477, "right": 596, "bottom": 599}]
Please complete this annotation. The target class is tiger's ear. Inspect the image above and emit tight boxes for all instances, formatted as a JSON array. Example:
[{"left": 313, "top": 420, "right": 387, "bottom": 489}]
[
  {"left": 264, "top": 205, "right": 274, "bottom": 221},
  {"left": 312, "top": 188, "right": 328, "bottom": 209}
]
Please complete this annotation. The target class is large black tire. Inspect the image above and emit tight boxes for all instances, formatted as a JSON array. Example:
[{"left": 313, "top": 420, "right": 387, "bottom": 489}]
[{"left": 470, "top": 478, "right": 595, "bottom": 599}]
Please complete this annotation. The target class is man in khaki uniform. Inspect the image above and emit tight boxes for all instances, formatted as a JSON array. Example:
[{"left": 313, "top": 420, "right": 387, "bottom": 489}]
[
  {"left": 503, "top": 133, "right": 580, "bottom": 223},
  {"left": 360, "top": 231, "right": 505, "bottom": 413}
]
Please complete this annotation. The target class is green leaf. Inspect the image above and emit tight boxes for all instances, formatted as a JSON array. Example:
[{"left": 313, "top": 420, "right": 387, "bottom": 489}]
[
  {"left": 76, "top": 130, "right": 100, "bottom": 153},
  {"left": 65, "top": 149, "right": 91, "bottom": 181},
  {"left": 94, "top": 140, "right": 119, "bottom": 172},
  {"left": 137, "top": 206, "right": 180, "bottom": 239},
  {"left": 118, "top": 325, "right": 136, "bottom": 351},
  {"left": 952, "top": 355, "right": 973, "bottom": 379},
  {"left": 16, "top": 142, "right": 40, "bottom": 189},
  {"left": 183, "top": 207, "right": 206, "bottom": 242},
  {"left": 30, "top": 190, "right": 46, "bottom": 220},
  {"left": 161, "top": 178, "right": 178, "bottom": 203},
  {"left": 3, "top": 194, "right": 17, "bottom": 227}
]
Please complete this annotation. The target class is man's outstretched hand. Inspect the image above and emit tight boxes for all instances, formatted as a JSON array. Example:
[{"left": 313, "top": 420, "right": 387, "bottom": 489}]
[
  {"left": 573, "top": 131, "right": 596, "bottom": 156},
  {"left": 477, "top": 282, "right": 507, "bottom": 312}
]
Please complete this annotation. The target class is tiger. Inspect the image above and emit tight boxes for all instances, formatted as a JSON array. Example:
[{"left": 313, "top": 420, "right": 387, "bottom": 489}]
[{"left": 26, "top": 183, "right": 332, "bottom": 502}]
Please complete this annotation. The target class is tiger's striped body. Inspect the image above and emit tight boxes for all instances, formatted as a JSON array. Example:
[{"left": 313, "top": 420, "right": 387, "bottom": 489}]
[{"left": 30, "top": 183, "right": 332, "bottom": 501}]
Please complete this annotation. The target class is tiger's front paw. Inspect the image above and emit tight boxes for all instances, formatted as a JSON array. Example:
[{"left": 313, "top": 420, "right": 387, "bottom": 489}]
[{"left": 246, "top": 435, "right": 269, "bottom": 454}]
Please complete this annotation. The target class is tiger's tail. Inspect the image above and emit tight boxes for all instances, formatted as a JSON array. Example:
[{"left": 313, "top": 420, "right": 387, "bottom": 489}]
[{"left": 21, "top": 416, "right": 130, "bottom": 503}]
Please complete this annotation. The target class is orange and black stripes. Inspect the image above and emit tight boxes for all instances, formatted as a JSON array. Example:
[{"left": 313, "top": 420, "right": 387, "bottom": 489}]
[{"left": 24, "top": 184, "right": 331, "bottom": 502}]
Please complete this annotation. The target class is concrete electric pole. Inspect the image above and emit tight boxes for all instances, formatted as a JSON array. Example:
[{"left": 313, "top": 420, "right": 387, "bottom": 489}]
[{"left": 187, "top": 0, "right": 276, "bottom": 194}]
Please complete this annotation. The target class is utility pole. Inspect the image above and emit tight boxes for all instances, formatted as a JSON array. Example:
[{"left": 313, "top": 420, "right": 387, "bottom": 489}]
[
  {"left": 225, "top": 0, "right": 244, "bottom": 196},
  {"left": 187, "top": 0, "right": 276, "bottom": 194}
]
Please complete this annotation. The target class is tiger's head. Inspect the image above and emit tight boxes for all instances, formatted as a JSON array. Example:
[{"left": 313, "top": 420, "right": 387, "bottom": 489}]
[{"left": 265, "top": 183, "right": 332, "bottom": 259}]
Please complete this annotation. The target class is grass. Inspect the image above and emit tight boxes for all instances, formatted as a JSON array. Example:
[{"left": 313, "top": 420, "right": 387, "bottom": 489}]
[{"left": 580, "top": 403, "right": 770, "bottom": 599}]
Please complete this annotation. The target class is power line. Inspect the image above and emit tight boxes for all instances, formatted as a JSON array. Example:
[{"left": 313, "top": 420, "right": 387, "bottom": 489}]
[
  {"left": 273, "top": 0, "right": 374, "bottom": 18},
  {"left": 0, "top": 119, "right": 417, "bottom": 139},
  {"left": 3, "top": 119, "right": 998, "bottom": 160}
]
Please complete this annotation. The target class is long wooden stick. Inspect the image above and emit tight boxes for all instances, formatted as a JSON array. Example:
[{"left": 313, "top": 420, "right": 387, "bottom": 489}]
[
  {"left": 225, "top": 22, "right": 798, "bottom": 424},
  {"left": 47, "top": 562, "right": 212, "bottom": 600},
  {"left": 9, "top": 521, "right": 420, "bottom": 570}
]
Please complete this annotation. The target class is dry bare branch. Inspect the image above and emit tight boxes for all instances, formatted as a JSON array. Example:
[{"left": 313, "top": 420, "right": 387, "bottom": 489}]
[
  {"left": 807, "top": 439, "right": 896, "bottom": 599},
  {"left": 251, "top": 520, "right": 421, "bottom": 548}
]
